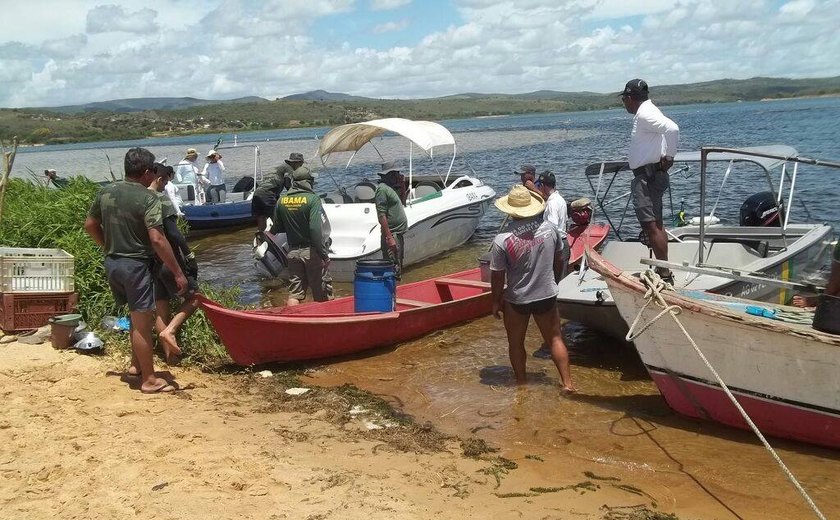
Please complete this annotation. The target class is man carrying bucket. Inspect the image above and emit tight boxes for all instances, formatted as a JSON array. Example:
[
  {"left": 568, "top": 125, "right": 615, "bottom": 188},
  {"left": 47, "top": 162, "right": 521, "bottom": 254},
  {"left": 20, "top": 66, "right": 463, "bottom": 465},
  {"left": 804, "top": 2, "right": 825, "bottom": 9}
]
[
  {"left": 375, "top": 162, "right": 407, "bottom": 279},
  {"left": 270, "top": 166, "right": 333, "bottom": 306},
  {"left": 489, "top": 185, "right": 575, "bottom": 393}
]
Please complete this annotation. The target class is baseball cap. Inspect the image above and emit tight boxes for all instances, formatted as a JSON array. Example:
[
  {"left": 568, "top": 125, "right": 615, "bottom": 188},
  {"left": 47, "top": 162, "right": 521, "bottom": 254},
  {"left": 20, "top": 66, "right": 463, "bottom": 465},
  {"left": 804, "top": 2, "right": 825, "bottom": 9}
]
[
  {"left": 516, "top": 164, "right": 536, "bottom": 176},
  {"left": 620, "top": 79, "right": 649, "bottom": 99}
]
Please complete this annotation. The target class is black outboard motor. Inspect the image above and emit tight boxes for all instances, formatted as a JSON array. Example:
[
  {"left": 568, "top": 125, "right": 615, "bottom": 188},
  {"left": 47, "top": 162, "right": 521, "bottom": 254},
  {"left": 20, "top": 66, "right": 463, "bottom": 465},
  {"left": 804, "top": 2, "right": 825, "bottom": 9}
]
[{"left": 739, "top": 191, "right": 783, "bottom": 227}]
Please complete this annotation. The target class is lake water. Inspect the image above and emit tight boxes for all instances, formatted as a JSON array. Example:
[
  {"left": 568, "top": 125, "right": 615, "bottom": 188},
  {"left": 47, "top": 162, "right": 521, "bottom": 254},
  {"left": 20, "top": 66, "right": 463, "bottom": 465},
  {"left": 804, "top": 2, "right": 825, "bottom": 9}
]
[{"left": 12, "top": 97, "right": 840, "bottom": 518}]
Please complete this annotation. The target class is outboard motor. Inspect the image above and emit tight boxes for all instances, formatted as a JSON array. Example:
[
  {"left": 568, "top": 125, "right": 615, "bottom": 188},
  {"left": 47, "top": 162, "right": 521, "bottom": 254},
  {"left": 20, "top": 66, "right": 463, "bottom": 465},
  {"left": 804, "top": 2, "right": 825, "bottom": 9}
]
[
  {"left": 739, "top": 191, "right": 783, "bottom": 227},
  {"left": 568, "top": 197, "right": 593, "bottom": 227},
  {"left": 253, "top": 231, "right": 290, "bottom": 278}
]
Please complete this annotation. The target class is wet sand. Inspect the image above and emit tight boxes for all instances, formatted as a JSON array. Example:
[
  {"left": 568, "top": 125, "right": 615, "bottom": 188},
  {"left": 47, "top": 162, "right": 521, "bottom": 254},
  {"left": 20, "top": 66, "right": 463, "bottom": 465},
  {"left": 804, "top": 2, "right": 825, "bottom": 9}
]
[
  {"left": 3, "top": 331, "right": 839, "bottom": 519},
  {"left": 1, "top": 339, "right": 693, "bottom": 520}
]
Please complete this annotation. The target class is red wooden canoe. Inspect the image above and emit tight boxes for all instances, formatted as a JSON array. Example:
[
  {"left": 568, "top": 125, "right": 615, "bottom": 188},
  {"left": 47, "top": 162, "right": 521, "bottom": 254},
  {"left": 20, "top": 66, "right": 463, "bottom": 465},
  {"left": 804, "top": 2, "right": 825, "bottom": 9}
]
[
  {"left": 199, "top": 268, "right": 492, "bottom": 365},
  {"left": 200, "top": 222, "right": 609, "bottom": 366}
]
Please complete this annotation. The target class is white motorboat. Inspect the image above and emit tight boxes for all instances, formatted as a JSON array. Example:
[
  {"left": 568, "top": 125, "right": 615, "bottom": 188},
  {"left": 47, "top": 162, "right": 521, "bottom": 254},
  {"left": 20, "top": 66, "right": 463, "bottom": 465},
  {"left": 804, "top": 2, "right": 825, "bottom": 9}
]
[
  {"left": 557, "top": 146, "right": 836, "bottom": 340},
  {"left": 255, "top": 118, "right": 496, "bottom": 282}
]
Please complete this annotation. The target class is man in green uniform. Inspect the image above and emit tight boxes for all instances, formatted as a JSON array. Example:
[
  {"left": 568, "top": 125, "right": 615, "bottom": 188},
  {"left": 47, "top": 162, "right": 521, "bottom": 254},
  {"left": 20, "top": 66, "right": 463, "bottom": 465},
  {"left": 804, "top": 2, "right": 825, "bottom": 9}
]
[
  {"left": 252, "top": 152, "right": 306, "bottom": 231},
  {"left": 375, "top": 163, "right": 408, "bottom": 278},
  {"left": 84, "top": 148, "right": 187, "bottom": 394},
  {"left": 270, "top": 165, "right": 333, "bottom": 306}
]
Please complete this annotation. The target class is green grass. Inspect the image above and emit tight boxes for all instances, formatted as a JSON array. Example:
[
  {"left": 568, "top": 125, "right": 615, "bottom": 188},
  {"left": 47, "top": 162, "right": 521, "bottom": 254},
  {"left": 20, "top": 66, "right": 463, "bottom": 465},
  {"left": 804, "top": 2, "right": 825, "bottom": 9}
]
[{"left": 0, "top": 178, "right": 239, "bottom": 365}]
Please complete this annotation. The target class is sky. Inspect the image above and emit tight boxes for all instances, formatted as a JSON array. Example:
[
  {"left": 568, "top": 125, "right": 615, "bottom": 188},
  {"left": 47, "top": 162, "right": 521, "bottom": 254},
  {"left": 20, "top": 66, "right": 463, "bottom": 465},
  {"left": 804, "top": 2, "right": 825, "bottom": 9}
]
[{"left": 1, "top": 0, "right": 839, "bottom": 108}]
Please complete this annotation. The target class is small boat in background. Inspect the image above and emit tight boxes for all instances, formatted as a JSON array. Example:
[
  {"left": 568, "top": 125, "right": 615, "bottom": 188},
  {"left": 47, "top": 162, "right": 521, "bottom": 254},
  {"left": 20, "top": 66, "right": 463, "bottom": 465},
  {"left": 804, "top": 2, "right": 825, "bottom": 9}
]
[
  {"left": 587, "top": 247, "right": 840, "bottom": 449},
  {"left": 199, "top": 268, "right": 491, "bottom": 366},
  {"left": 173, "top": 144, "right": 261, "bottom": 233}
]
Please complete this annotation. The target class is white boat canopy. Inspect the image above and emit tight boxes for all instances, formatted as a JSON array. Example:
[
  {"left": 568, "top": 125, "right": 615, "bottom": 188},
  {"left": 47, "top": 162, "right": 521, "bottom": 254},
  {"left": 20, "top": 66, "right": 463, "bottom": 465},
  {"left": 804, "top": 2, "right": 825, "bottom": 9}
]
[
  {"left": 318, "top": 118, "right": 455, "bottom": 158},
  {"left": 317, "top": 117, "right": 458, "bottom": 185}
]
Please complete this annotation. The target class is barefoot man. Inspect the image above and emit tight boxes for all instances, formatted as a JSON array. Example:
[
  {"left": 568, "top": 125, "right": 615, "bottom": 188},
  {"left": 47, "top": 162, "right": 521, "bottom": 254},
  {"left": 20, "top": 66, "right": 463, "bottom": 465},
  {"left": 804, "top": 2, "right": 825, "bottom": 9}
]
[
  {"left": 85, "top": 148, "right": 187, "bottom": 393},
  {"left": 149, "top": 163, "right": 200, "bottom": 363},
  {"left": 490, "top": 185, "right": 575, "bottom": 392}
]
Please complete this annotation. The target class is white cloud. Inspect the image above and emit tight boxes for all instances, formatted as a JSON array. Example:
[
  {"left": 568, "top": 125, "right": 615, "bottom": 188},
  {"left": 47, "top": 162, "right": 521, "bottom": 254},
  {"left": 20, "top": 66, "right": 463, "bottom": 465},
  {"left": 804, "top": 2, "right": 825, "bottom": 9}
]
[
  {"left": 372, "top": 19, "right": 409, "bottom": 34},
  {"left": 370, "top": 0, "right": 412, "bottom": 10},
  {"left": 0, "top": 0, "right": 838, "bottom": 107},
  {"left": 86, "top": 5, "right": 160, "bottom": 34}
]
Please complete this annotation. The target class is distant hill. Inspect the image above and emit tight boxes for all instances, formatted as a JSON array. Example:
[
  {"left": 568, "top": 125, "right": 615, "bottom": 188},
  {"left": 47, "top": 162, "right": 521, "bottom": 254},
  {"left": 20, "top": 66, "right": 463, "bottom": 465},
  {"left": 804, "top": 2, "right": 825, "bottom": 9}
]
[
  {"left": 281, "top": 90, "right": 373, "bottom": 102},
  {"left": 44, "top": 96, "right": 269, "bottom": 114},
  {"left": 4, "top": 76, "right": 839, "bottom": 145}
]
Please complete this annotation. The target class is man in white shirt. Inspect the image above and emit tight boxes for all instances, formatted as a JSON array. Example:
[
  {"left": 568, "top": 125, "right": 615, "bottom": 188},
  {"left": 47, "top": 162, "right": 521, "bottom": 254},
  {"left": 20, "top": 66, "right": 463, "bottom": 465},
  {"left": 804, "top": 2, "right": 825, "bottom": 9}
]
[
  {"left": 621, "top": 78, "right": 679, "bottom": 281},
  {"left": 536, "top": 171, "right": 569, "bottom": 279}
]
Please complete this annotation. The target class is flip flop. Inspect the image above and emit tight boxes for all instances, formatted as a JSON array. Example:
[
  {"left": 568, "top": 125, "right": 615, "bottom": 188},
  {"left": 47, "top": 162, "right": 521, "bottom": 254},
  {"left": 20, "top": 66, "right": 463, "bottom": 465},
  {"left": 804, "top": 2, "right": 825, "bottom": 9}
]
[{"left": 141, "top": 382, "right": 178, "bottom": 394}]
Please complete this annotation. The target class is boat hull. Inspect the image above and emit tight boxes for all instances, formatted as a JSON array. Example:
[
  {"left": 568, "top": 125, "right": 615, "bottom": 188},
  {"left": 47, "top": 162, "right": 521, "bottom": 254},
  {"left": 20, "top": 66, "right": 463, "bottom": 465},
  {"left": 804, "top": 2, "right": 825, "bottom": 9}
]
[
  {"left": 200, "top": 268, "right": 491, "bottom": 365},
  {"left": 182, "top": 200, "right": 253, "bottom": 230},
  {"left": 328, "top": 200, "right": 490, "bottom": 281},
  {"left": 558, "top": 224, "right": 834, "bottom": 341},
  {"left": 589, "top": 250, "right": 840, "bottom": 449}
]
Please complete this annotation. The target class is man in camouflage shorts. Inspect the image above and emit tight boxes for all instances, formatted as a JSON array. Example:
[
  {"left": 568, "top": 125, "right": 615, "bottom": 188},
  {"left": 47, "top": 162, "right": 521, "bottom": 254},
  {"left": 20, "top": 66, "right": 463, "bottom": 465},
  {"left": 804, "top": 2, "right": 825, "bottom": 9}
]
[{"left": 85, "top": 147, "right": 187, "bottom": 394}]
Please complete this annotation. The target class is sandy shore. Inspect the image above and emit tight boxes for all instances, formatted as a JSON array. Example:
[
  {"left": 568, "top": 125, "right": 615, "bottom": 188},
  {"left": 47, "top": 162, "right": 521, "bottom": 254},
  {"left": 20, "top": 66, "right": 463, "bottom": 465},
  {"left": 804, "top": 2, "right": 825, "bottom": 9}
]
[{"left": 0, "top": 338, "right": 683, "bottom": 520}]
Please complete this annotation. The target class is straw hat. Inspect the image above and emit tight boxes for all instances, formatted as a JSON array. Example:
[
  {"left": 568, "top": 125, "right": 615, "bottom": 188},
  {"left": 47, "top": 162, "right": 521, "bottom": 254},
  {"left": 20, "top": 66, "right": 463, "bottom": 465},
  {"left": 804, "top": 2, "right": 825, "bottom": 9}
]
[{"left": 494, "top": 185, "right": 545, "bottom": 218}]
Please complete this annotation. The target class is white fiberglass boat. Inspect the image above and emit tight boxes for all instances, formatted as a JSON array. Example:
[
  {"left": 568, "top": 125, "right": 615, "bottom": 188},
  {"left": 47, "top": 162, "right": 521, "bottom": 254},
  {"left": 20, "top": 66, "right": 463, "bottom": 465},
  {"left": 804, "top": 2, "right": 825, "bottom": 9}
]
[
  {"left": 255, "top": 118, "right": 495, "bottom": 282},
  {"left": 557, "top": 146, "right": 836, "bottom": 340}
]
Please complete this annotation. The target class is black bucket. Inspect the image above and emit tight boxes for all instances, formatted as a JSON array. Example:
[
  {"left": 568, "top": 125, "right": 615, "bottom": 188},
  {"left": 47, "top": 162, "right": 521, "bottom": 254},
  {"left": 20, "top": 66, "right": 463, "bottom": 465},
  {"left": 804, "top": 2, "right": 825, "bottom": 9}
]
[{"left": 812, "top": 293, "right": 840, "bottom": 335}]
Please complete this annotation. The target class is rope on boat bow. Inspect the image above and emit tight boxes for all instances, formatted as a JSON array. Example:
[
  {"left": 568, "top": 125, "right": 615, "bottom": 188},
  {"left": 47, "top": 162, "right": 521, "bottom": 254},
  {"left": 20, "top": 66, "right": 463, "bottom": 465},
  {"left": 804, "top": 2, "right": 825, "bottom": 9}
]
[{"left": 626, "top": 270, "right": 827, "bottom": 520}]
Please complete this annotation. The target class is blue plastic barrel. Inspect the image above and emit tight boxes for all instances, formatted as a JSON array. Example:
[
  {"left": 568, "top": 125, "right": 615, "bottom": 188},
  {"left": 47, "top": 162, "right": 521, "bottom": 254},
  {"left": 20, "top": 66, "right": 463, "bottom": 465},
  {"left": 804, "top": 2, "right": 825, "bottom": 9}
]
[{"left": 354, "top": 260, "right": 396, "bottom": 313}]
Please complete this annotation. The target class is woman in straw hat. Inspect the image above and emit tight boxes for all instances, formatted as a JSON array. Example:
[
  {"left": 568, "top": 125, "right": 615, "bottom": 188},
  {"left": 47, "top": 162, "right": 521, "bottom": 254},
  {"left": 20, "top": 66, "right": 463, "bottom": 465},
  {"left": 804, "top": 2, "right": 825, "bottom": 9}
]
[{"left": 489, "top": 185, "right": 575, "bottom": 393}]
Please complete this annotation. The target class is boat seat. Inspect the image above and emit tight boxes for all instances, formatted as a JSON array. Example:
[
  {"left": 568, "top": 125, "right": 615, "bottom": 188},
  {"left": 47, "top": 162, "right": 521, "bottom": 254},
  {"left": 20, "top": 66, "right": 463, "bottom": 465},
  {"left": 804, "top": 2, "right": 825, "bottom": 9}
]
[
  {"left": 434, "top": 277, "right": 491, "bottom": 289},
  {"left": 395, "top": 298, "right": 433, "bottom": 308},
  {"left": 321, "top": 191, "right": 353, "bottom": 204},
  {"left": 354, "top": 181, "right": 377, "bottom": 203},
  {"left": 413, "top": 181, "right": 440, "bottom": 199}
]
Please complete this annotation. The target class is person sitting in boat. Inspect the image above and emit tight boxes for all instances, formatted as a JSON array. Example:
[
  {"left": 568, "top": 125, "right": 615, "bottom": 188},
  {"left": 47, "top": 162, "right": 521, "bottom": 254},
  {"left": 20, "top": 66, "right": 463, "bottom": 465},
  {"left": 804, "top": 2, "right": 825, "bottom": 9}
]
[
  {"left": 489, "top": 185, "right": 576, "bottom": 393},
  {"left": 202, "top": 149, "right": 226, "bottom": 203},
  {"left": 375, "top": 162, "right": 408, "bottom": 279},
  {"left": 536, "top": 170, "right": 570, "bottom": 280},
  {"left": 516, "top": 164, "right": 540, "bottom": 196},
  {"left": 252, "top": 152, "right": 305, "bottom": 231},
  {"left": 44, "top": 168, "right": 69, "bottom": 189},
  {"left": 270, "top": 165, "right": 333, "bottom": 306},
  {"left": 149, "top": 163, "right": 200, "bottom": 364}
]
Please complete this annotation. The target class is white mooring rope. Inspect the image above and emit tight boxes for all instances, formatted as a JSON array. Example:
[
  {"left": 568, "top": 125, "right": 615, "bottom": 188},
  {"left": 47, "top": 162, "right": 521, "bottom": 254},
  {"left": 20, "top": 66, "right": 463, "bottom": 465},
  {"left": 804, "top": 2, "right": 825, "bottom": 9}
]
[{"left": 626, "top": 270, "right": 827, "bottom": 520}]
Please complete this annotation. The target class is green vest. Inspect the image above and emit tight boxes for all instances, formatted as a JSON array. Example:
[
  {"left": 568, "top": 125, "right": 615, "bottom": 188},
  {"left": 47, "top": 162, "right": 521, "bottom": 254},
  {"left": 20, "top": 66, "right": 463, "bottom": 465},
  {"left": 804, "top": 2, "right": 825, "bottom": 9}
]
[{"left": 271, "top": 186, "right": 329, "bottom": 259}]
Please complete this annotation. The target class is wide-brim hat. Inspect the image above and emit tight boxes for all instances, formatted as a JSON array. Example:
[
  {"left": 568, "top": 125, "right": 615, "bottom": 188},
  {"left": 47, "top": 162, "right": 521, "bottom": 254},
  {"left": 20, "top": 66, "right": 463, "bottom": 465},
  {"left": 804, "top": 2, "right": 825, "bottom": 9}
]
[
  {"left": 285, "top": 152, "right": 304, "bottom": 165},
  {"left": 185, "top": 148, "right": 198, "bottom": 156},
  {"left": 494, "top": 185, "right": 545, "bottom": 218},
  {"left": 206, "top": 149, "right": 218, "bottom": 157},
  {"left": 377, "top": 161, "right": 400, "bottom": 176}
]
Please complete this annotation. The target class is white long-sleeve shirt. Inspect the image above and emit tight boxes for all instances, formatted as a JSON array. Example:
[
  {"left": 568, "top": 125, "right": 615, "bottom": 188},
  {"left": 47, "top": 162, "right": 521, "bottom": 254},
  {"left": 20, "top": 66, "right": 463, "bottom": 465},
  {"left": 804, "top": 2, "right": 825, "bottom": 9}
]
[
  {"left": 543, "top": 190, "right": 568, "bottom": 238},
  {"left": 628, "top": 100, "right": 679, "bottom": 169},
  {"left": 164, "top": 182, "right": 184, "bottom": 216},
  {"left": 202, "top": 160, "right": 226, "bottom": 186},
  {"left": 175, "top": 159, "right": 200, "bottom": 184}
]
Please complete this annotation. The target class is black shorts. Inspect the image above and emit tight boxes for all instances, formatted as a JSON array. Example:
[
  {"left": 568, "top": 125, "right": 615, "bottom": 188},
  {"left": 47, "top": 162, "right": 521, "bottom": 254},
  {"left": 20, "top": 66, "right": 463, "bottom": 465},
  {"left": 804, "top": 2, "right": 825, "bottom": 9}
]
[
  {"left": 508, "top": 297, "right": 557, "bottom": 316},
  {"left": 104, "top": 256, "right": 155, "bottom": 312},
  {"left": 153, "top": 262, "right": 198, "bottom": 301},
  {"left": 251, "top": 192, "right": 276, "bottom": 217}
]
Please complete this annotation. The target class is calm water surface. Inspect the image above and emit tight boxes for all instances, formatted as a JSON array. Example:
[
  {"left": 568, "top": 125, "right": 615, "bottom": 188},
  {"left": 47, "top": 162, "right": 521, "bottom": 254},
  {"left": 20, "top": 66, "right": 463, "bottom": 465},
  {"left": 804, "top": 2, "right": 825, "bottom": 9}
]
[{"left": 15, "top": 97, "right": 840, "bottom": 518}]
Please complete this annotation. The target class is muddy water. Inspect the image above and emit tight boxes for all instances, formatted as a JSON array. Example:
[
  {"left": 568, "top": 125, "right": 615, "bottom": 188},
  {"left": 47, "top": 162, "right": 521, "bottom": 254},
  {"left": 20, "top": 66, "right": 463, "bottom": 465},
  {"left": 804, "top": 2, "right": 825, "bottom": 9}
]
[{"left": 193, "top": 228, "right": 840, "bottom": 520}]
